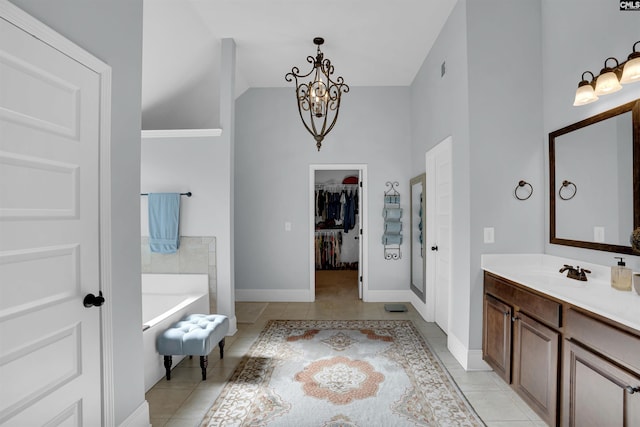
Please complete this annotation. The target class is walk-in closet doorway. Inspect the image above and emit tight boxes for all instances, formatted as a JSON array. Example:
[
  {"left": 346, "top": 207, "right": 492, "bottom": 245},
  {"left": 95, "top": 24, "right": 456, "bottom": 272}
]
[{"left": 309, "top": 165, "right": 368, "bottom": 301}]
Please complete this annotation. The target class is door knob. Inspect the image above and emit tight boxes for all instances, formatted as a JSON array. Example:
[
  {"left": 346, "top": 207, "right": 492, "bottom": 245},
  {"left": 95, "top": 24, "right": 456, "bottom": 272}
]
[
  {"left": 84, "top": 291, "right": 105, "bottom": 308},
  {"left": 431, "top": 245, "right": 439, "bottom": 251}
]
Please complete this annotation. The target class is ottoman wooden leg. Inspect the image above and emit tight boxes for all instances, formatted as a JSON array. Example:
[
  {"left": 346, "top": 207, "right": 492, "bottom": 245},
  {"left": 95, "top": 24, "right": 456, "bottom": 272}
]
[
  {"left": 164, "top": 355, "right": 172, "bottom": 380},
  {"left": 199, "top": 355, "right": 208, "bottom": 380},
  {"left": 219, "top": 337, "right": 225, "bottom": 359}
]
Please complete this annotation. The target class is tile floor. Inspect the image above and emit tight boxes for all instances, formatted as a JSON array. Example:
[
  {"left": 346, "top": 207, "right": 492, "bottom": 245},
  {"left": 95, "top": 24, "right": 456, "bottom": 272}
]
[{"left": 146, "top": 271, "right": 547, "bottom": 426}]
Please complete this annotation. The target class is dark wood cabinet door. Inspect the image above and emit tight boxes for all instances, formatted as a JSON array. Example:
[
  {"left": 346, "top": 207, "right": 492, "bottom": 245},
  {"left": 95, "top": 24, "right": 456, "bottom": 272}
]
[
  {"left": 563, "top": 340, "right": 640, "bottom": 427},
  {"left": 513, "top": 312, "right": 559, "bottom": 426},
  {"left": 483, "top": 294, "right": 512, "bottom": 383}
]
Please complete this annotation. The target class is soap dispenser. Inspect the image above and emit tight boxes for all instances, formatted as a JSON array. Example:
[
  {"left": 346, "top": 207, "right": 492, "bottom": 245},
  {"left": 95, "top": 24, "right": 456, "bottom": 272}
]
[{"left": 611, "top": 257, "right": 632, "bottom": 291}]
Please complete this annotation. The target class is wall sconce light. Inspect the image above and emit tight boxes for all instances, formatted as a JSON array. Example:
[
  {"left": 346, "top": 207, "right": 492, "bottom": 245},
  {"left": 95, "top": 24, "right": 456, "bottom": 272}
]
[
  {"left": 573, "top": 41, "right": 640, "bottom": 106},
  {"left": 285, "top": 37, "right": 349, "bottom": 151}
]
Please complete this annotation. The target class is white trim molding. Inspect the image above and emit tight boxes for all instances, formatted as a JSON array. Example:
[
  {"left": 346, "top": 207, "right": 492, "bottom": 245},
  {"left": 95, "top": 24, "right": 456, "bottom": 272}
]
[
  {"left": 365, "top": 289, "right": 412, "bottom": 303},
  {"left": 235, "top": 289, "right": 314, "bottom": 302},
  {"left": 118, "top": 401, "right": 150, "bottom": 427},
  {"left": 309, "top": 164, "right": 368, "bottom": 302},
  {"left": 447, "top": 332, "right": 492, "bottom": 371},
  {"left": 141, "top": 129, "right": 222, "bottom": 139}
]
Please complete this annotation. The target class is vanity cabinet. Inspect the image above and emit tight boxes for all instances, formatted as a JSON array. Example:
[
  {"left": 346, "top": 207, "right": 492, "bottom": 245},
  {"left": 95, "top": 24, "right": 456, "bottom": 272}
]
[
  {"left": 513, "top": 311, "right": 559, "bottom": 423},
  {"left": 483, "top": 272, "right": 561, "bottom": 426},
  {"left": 483, "top": 269, "right": 640, "bottom": 427},
  {"left": 483, "top": 294, "right": 512, "bottom": 382},
  {"left": 563, "top": 308, "right": 640, "bottom": 427}
]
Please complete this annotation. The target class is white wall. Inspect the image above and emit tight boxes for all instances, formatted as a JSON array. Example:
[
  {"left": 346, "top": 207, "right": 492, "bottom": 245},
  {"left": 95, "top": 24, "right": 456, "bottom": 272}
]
[
  {"left": 8, "top": 0, "right": 146, "bottom": 424},
  {"left": 542, "top": 0, "right": 640, "bottom": 271},
  {"left": 235, "top": 87, "right": 412, "bottom": 299},
  {"left": 141, "top": 134, "right": 230, "bottom": 237}
]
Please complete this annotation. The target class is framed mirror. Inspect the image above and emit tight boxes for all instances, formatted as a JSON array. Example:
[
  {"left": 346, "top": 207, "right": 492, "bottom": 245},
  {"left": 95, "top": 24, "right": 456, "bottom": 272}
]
[
  {"left": 410, "top": 173, "right": 426, "bottom": 301},
  {"left": 549, "top": 98, "right": 639, "bottom": 254}
]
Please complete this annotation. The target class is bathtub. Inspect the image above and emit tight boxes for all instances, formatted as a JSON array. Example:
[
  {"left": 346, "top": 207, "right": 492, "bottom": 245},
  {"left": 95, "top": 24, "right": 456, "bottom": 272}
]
[{"left": 142, "top": 274, "right": 209, "bottom": 391}]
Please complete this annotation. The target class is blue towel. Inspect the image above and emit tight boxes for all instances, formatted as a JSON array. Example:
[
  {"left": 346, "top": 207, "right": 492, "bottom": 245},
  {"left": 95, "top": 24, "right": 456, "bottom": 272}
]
[
  {"left": 382, "top": 207, "right": 402, "bottom": 220},
  {"left": 148, "top": 193, "right": 181, "bottom": 253},
  {"left": 384, "top": 221, "right": 402, "bottom": 234},
  {"left": 382, "top": 233, "right": 403, "bottom": 245}
]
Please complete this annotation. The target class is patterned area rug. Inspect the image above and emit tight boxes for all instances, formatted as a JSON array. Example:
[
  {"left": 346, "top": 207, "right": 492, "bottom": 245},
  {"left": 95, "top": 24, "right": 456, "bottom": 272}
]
[{"left": 200, "top": 320, "right": 484, "bottom": 426}]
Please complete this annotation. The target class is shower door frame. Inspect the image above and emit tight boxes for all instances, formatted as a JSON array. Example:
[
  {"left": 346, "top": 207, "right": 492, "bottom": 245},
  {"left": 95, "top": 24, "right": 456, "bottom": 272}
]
[{"left": 309, "top": 164, "right": 368, "bottom": 301}]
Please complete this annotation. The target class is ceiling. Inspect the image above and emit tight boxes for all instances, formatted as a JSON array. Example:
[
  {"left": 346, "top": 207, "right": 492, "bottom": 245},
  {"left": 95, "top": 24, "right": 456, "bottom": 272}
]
[{"left": 141, "top": 0, "right": 458, "bottom": 129}]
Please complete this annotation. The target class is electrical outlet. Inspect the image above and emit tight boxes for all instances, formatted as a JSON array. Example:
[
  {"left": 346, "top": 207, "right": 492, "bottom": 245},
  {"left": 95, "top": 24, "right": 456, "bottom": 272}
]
[
  {"left": 484, "top": 227, "right": 495, "bottom": 244},
  {"left": 285, "top": 222, "right": 292, "bottom": 232}
]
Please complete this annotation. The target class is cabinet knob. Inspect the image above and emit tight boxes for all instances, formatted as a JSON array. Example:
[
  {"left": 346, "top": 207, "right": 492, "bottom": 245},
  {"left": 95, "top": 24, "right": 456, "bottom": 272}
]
[{"left": 626, "top": 386, "right": 640, "bottom": 394}]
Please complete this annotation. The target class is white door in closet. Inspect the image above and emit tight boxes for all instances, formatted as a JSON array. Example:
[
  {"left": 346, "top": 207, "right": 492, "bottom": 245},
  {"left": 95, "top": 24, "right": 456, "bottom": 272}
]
[
  {"left": 425, "top": 137, "right": 452, "bottom": 333},
  {"left": 0, "top": 5, "right": 106, "bottom": 425}
]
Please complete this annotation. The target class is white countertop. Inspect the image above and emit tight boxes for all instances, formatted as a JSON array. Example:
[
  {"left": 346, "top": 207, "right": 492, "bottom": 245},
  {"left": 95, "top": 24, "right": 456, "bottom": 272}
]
[{"left": 481, "top": 254, "right": 640, "bottom": 332}]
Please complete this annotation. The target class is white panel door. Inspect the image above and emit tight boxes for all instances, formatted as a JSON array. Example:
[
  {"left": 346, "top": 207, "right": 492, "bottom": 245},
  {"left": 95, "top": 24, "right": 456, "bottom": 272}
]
[
  {"left": 426, "top": 137, "right": 452, "bottom": 333},
  {"left": 0, "top": 12, "right": 102, "bottom": 426}
]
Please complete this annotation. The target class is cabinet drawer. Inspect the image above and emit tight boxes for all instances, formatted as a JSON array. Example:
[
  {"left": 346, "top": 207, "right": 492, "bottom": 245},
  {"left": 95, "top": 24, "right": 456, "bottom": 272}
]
[
  {"left": 485, "top": 273, "right": 561, "bottom": 328},
  {"left": 566, "top": 308, "right": 640, "bottom": 373}
]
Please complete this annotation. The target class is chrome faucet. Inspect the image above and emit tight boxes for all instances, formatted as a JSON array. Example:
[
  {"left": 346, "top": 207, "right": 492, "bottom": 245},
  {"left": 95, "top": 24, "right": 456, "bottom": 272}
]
[{"left": 559, "top": 264, "right": 591, "bottom": 281}]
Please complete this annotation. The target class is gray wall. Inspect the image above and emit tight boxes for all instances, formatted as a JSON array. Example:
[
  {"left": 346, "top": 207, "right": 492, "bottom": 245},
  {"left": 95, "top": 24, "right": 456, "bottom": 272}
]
[
  {"left": 409, "top": 0, "right": 545, "bottom": 353},
  {"left": 409, "top": 0, "right": 474, "bottom": 348},
  {"left": 8, "top": 0, "right": 146, "bottom": 424},
  {"left": 235, "top": 86, "right": 411, "bottom": 296},
  {"left": 466, "top": 0, "right": 545, "bottom": 349},
  {"left": 542, "top": 0, "right": 640, "bottom": 271}
]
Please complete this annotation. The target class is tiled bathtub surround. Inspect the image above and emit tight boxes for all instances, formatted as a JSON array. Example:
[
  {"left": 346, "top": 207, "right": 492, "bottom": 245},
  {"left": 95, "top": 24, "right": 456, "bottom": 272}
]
[{"left": 141, "top": 236, "right": 217, "bottom": 312}]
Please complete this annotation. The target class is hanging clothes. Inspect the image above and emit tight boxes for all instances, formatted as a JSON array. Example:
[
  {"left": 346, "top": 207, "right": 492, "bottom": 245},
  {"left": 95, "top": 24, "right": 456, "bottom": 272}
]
[{"left": 314, "top": 231, "right": 342, "bottom": 270}]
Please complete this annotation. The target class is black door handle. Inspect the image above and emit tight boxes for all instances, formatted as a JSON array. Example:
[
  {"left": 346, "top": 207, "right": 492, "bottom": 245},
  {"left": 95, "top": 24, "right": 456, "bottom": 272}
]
[
  {"left": 84, "top": 291, "right": 105, "bottom": 308},
  {"left": 431, "top": 245, "right": 438, "bottom": 251}
]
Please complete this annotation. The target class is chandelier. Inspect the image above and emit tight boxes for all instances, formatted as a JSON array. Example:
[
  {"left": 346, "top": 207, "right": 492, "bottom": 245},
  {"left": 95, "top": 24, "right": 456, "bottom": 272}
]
[{"left": 285, "top": 37, "right": 349, "bottom": 151}]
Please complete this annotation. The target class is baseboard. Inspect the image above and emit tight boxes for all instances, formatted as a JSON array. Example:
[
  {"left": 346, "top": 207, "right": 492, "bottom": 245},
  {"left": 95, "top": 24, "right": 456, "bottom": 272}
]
[
  {"left": 364, "top": 289, "right": 412, "bottom": 303},
  {"left": 235, "top": 289, "right": 313, "bottom": 302},
  {"left": 408, "top": 293, "right": 432, "bottom": 322},
  {"left": 235, "top": 288, "right": 411, "bottom": 304},
  {"left": 447, "top": 333, "right": 491, "bottom": 371},
  {"left": 118, "top": 400, "right": 150, "bottom": 427},
  {"left": 466, "top": 349, "right": 491, "bottom": 371},
  {"left": 227, "top": 315, "right": 238, "bottom": 336}
]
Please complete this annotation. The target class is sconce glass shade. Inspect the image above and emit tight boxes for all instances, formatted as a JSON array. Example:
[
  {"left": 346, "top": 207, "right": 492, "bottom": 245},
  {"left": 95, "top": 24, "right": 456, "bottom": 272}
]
[
  {"left": 621, "top": 42, "right": 640, "bottom": 84},
  {"left": 620, "top": 56, "right": 640, "bottom": 84},
  {"left": 595, "top": 58, "right": 622, "bottom": 95},
  {"left": 573, "top": 82, "right": 598, "bottom": 106},
  {"left": 595, "top": 71, "right": 622, "bottom": 95}
]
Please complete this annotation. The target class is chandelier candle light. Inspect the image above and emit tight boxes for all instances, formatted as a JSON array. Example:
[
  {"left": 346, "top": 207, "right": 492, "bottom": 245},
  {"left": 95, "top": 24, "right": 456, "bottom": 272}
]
[
  {"left": 573, "top": 41, "right": 640, "bottom": 106},
  {"left": 285, "top": 37, "right": 349, "bottom": 151}
]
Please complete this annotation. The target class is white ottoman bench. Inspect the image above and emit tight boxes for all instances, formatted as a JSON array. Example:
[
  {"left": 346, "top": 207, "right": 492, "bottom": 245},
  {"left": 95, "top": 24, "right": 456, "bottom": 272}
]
[{"left": 156, "top": 314, "right": 229, "bottom": 381}]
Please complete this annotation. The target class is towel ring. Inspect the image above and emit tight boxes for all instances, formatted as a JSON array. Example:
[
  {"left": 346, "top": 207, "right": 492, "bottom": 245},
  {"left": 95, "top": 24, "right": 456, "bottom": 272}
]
[
  {"left": 514, "top": 180, "right": 533, "bottom": 201},
  {"left": 559, "top": 180, "right": 577, "bottom": 200}
]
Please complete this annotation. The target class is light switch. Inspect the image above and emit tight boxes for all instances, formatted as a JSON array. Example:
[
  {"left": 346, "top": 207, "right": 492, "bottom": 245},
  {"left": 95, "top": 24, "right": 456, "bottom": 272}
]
[
  {"left": 285, "top": 221, "right": 292, "bottom": 232},
  {"left": 484, "top": 227, "right": 495, "bottom": 244}
]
